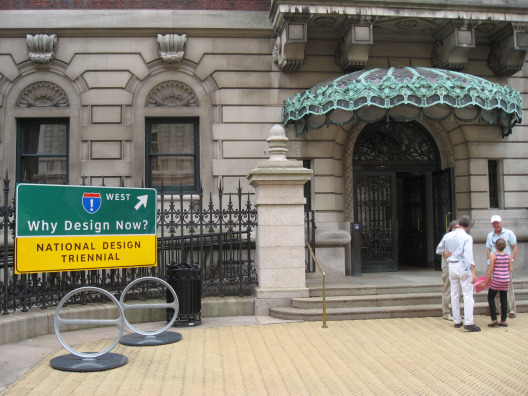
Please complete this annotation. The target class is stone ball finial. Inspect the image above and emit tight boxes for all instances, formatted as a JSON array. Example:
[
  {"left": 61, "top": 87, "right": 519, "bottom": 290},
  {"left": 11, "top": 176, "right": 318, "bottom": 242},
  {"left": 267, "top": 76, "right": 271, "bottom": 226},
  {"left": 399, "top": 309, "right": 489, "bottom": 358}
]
[
  {"left": 267, "top": 124, "right": 288, "bottom": 161},
  {"left": 269, "top": 124, "right": 286, "bottom": 137}
]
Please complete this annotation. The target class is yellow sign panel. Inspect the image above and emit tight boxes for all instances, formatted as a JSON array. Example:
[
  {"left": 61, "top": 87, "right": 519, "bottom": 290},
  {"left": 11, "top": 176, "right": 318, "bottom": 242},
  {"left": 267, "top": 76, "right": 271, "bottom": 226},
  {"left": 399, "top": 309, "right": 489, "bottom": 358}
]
[{"left": 15, "top": 235, "right": 157, "bottom": 274}]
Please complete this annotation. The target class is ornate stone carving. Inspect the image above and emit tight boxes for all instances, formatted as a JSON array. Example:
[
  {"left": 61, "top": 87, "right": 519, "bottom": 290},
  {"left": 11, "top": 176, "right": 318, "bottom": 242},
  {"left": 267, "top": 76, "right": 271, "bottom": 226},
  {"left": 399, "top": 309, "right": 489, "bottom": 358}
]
[
  {"left": 16, "top": 81, "right": 69, "bottom": 107},
  {"left": 272, "top": 18, "right": 308, "bottom": 72},
  {"left": 431, "top": 21, "right": 474, "bottom": 71},
  {"left": 146, "top": 81, "right": 198, "bottom": 107},
  {"left": 430, "top": 40, "right": 444, "bottom": 69},
  {"left": 488, "top": 23, "right": 528, "bottom": 76},
  {"left": 27, "top": 34, "right": 57, "bottom": 64},
  {"left": 157, "top": 34, "right": 187, "bottom": 63},
  {"left": 343, "top": 124, "right": 362, "bottom": 222}
]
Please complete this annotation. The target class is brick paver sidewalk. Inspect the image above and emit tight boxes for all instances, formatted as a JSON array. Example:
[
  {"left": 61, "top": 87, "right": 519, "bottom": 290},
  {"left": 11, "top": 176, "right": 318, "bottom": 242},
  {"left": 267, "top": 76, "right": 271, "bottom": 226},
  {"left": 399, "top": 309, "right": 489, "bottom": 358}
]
[{"left": 3, "top": 315, "right": 527, "bottom": 395}]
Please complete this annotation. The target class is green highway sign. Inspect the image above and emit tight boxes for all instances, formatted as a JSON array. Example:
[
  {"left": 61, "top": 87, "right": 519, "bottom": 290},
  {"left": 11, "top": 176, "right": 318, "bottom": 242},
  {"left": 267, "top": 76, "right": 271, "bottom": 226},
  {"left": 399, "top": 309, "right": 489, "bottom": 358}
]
[
  {"left": 15, "top": 184, "right": 158, "bottom": 274},
  {"left": 16, "top": 184, "right": 157, "bottom": 236}
]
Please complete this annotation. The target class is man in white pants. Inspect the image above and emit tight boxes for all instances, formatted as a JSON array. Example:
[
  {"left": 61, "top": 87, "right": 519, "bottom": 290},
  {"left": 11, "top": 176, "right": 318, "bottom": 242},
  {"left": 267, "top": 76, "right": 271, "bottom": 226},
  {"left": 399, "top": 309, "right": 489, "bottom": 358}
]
[{"left": 436, "top": 215, "right": 480, "bottom": 332}]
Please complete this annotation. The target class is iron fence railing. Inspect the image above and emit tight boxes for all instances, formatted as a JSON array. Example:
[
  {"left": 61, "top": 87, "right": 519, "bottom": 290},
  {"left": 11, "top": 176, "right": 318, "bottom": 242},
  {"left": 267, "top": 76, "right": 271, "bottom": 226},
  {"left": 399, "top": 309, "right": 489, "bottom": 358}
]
[
  {"left": 157, "top": 182, "right": 258, "bottom": 297},
  {"left": 1, "top": 176, "right": 258, "bottom": 314},
  {"left": 1, "top": 175, "right": 315, "bottom": 315}
]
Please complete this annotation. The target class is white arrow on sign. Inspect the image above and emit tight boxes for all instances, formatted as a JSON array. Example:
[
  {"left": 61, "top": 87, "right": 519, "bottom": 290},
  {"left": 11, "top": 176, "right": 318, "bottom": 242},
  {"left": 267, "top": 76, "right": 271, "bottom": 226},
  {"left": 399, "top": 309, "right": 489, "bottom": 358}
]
[{"left": 134, "top": 195, "right": 148, "bottom": 210}]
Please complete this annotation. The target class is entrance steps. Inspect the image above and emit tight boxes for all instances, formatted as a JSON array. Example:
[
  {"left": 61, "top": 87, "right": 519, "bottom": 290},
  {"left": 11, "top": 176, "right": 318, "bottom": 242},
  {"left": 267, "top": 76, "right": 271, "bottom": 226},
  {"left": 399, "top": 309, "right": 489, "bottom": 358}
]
[{"left": 270, "top": 279, "right": 528, "bottom": 322}]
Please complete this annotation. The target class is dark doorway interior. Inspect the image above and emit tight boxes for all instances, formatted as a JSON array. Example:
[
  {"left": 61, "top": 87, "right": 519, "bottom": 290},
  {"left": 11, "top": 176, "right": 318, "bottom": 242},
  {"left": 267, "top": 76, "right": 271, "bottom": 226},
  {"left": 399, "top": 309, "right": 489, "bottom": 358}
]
[
  {"left": 397, "top": 173, "right": 427, "bottom": 267},
  {"left": 353, "top": 120, "right": 451, "bottom": 273}
]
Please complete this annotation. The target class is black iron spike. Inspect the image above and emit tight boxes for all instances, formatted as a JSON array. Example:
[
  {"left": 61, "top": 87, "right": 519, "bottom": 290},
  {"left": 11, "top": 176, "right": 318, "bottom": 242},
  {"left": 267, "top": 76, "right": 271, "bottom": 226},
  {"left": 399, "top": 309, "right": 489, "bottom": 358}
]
[
  {"left": 3, "top": 170, "right": 10, "bottom": 189},
  {"left": 178, "top": 179, "right": 183, "bottom": 197}
]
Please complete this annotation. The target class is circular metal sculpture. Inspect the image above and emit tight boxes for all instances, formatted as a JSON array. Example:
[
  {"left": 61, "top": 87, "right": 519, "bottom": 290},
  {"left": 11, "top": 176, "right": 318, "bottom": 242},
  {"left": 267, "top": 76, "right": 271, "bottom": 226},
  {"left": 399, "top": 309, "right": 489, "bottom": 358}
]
[
  {"left": 119, "top": 276, "right": 182, "bottom": 346},
  {"left": 50, "top": 287, "right": 127, "bottom": 372},
  {"left": 283, "top": 67, "right": 523, "bottom": 137}
]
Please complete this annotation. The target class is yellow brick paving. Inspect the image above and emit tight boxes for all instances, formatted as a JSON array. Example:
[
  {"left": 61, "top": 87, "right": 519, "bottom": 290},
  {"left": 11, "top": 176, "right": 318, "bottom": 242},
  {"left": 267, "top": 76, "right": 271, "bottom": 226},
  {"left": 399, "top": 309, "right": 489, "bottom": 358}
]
[{"left": 3, "top": 315, "right": 528, "bottom": 395}]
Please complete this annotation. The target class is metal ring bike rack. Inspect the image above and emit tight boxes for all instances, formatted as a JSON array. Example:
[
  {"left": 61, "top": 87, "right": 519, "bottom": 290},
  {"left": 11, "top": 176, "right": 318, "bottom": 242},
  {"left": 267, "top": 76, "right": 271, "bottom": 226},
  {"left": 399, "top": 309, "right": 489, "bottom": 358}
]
[
  {"left": 119, "top": 276, "right": 182, "bottom": 346},
  {"left": 50, "top": 286, "right": 127, "bottom": 372}
]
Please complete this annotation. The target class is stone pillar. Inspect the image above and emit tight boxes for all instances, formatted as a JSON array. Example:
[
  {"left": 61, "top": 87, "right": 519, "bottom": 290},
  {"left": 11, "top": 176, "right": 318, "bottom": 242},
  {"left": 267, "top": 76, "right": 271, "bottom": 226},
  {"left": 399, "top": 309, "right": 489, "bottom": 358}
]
[{"left": 247, "top": 124, "right": 312, "bottom": 315}]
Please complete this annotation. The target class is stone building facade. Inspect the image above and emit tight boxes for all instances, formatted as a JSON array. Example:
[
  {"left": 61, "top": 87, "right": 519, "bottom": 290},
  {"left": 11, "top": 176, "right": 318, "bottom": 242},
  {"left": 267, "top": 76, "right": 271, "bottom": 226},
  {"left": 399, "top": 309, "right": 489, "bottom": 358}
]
[{"left": 0, "top": 1, "right": 527, "bottom": 282}]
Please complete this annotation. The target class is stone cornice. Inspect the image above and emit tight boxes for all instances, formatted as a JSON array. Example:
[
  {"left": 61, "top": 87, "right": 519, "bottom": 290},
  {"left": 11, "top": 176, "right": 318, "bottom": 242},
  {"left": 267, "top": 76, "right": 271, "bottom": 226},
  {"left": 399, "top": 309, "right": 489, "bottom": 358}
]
[
  {"left": 270, "top": 1, "right": 528, "bottom": 30},
  {"left": 270, "top": 0, "right": 528, "bottom": 17}
]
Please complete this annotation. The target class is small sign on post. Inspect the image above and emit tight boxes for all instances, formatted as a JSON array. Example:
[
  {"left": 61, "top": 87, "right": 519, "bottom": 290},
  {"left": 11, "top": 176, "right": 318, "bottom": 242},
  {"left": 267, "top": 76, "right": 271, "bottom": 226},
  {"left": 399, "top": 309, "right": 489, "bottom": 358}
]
[
  {"left": 15, "top": 184, "right": 157, "bottom": 274},
  {"left": 351, "top": 222, "right": 362, "bottom": 277}
]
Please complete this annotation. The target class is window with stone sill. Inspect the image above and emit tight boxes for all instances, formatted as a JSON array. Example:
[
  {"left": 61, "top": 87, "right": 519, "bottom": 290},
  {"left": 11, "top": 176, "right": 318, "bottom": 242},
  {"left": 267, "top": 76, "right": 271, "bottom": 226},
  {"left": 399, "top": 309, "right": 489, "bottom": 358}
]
[
  {"left": 303, "top": 159, "right": 312, "bottom": 211},
  {"left": 16, "top": 118, "right": 69, "bottom": 184},
  {"left": 488, "top": 159, "right": 500, "bottom": 209},
  {"left": 146, "top": 118, "right": 200, "bottom": 193}
]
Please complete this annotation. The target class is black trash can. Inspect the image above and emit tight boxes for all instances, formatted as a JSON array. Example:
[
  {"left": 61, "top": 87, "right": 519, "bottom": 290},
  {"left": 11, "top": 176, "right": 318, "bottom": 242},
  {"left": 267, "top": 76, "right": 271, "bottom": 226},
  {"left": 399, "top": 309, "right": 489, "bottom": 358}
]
[{"left": 166, "top": 262, "right": 202, "bottom": 326}]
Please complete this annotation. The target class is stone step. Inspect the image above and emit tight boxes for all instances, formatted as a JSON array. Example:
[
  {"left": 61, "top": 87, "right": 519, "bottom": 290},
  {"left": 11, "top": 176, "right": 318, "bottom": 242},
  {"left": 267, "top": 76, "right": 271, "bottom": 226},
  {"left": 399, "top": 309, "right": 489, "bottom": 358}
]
[
  {"left": 308, "top": 280, "right": 528, "bottom": 298},
  {"left": 294, "top": 289, "right": 528, "bottom": 309},
  {"left": 308, "top": 284, "right": 443, "bottom": 297},
  {"left": 272, "top": 280, "right": 528, "bottom": 321},
  {"left": 270, "top": 301, "right": 528, "bottom": 322}
]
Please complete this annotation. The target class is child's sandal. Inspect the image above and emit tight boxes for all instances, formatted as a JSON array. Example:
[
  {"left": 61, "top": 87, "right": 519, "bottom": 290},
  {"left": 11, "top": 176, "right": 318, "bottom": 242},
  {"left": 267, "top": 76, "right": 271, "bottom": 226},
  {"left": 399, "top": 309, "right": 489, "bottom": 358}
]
[
  {"left": 498, "top": 321, "right": 508, "bottom": 327},
  {"left": 488, "top": 321, "right": 498, "bottom": 327}
]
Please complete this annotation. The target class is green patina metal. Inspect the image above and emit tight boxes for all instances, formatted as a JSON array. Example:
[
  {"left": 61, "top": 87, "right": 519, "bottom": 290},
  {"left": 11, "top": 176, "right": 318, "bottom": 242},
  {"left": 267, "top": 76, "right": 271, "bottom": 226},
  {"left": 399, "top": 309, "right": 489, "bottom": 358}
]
[{"left": 283, "top": 67, "right": 523, "bottom": 137}]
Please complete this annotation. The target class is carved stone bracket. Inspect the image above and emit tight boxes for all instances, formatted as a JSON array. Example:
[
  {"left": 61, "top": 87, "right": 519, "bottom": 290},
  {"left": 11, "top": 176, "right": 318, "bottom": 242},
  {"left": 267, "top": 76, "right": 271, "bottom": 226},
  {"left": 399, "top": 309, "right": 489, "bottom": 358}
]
[
  {"left": 16, "top": 81, "right": 69, "bottom": 107},
  {"left": 488, "top": 22, "right": 528, "bottom": 76},
  {"left": 157, "top": 34, "right": 187, "bottom": 64},
  {"left": 335, "top": 23, "right": 373, "bottom": 72},
  {"left": 431, "top": 21, "right": 475, "bottom": 71},
  {"left": 27, "top": 34, "right": 57, "bottom": 64},
  {"left": 146, "top": 80, "right": 198, "bottom": 107},
  {"left": 272, "top": 15, "right": 309, "bottom": 72}
]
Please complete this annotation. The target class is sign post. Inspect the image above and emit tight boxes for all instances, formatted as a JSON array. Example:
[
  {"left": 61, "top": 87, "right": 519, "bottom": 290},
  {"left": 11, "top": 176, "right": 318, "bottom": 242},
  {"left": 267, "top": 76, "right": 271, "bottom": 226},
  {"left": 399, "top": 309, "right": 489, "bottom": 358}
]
[{"left": 15, "top": 184, "right": 157, "bottom": 274}]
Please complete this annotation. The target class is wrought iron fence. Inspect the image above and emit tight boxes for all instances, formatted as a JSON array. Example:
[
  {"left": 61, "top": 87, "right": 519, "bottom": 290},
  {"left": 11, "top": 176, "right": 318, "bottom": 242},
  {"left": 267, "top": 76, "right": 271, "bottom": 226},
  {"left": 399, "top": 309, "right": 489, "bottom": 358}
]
[
  {"left": 0, "top": 176, "right": 258, "bottom": 314},
  {"left": 157, "top": 183, "right": 258, "bottom": 297},
  {"left": 1, "top": 175, "right": 316, "bottom": 315}
]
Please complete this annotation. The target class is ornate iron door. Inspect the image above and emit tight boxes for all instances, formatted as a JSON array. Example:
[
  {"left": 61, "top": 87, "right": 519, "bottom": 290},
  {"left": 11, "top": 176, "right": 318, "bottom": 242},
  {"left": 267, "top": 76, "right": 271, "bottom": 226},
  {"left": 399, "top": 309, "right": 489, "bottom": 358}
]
[
  {"left": 352, "top": 120, "right": 442, "bottom": 273},
  {"left": 354, "top": 172, "right": 398, "bottom": 272},
  {"left": 400, "top": 175, "right": 427, "bottom": 266},
  {"left": 432, "top": 168, "right": 454, "bottom": 270}
]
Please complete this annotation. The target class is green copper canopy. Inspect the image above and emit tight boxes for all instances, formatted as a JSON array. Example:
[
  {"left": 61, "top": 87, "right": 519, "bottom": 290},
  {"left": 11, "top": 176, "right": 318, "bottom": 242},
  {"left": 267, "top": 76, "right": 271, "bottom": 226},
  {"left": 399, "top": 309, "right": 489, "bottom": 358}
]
[{"left": 283, "top": 67, "right": 523, "bottom": 137}]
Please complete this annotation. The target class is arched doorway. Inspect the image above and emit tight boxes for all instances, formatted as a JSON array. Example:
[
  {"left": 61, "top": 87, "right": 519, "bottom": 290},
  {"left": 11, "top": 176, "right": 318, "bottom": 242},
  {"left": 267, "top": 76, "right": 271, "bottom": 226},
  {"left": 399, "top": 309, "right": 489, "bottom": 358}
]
[{"left": 352, "top": 120, "right": 453, "bottom": 273}]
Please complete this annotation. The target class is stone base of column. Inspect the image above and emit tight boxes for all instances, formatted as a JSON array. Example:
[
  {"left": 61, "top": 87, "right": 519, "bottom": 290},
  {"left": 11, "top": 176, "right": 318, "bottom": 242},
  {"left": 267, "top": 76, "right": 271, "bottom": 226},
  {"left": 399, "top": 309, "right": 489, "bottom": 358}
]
[
  {"left": 254, "top": 287, "right": 310, "bottom": 316},
  {"left": 315, "top": 247, "right": 346, "bottom": 276},
  {"left": 314, "top": 229, "right": 351, "bottom": 277}
]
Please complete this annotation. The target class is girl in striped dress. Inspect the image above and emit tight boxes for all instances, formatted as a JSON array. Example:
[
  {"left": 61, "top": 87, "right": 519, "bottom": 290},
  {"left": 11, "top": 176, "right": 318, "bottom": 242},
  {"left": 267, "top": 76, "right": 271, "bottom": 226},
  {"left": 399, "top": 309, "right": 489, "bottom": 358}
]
[{"left": 485, "top": 238, "right": 513, "bottom": 327}]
